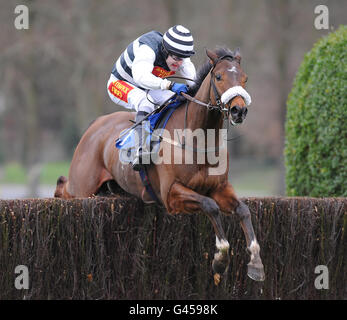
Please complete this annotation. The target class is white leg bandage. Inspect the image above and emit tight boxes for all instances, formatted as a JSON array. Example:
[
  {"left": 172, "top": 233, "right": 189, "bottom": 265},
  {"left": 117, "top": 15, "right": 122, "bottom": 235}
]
[
  {"left": 249, "top": 240, "right": 260, "bottom": 260},
  {"left": 216, "top": 236, "right": 230, "bottom": 252}
]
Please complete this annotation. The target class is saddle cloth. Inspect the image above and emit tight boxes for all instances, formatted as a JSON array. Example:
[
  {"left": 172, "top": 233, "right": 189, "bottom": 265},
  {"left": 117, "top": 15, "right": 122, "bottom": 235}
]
[{"left": 115, "top": 101, "right": 182, "bottom": 164}]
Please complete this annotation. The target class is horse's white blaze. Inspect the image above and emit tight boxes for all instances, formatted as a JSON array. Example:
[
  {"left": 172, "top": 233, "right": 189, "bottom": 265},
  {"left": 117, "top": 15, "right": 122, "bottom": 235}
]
[
  {"left": 216, "top": 236, "right": 230, "bottom": 251},
  {"left": 249, "top": 239, "right": 260, "bottom": 260},
  {"left": 228, "top": 66, "right": 237, "bottom": 73},
  {"left": 221, "top": 85, "right": 252, "bottom": 106}
]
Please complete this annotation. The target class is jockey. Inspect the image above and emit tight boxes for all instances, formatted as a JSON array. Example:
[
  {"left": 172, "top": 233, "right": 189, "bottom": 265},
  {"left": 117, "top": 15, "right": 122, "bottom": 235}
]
[{"left": 107, "top": 25, "right": 196, "bottom": 171}]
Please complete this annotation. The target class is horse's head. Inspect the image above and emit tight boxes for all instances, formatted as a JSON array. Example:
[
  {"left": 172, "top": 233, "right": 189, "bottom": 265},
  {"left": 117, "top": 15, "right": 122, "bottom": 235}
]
[{"left": 206, "top": 48, "right": 251, "bottom": 125}]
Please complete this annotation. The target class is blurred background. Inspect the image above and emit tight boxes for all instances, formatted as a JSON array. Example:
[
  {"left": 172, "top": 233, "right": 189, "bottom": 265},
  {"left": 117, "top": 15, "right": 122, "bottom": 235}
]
[{"left": 0, "top": 0, "right": 345, "bottom": 199}]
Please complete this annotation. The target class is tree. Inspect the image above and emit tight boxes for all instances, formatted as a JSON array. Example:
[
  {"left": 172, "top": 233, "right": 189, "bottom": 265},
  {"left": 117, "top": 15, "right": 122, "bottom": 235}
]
[{"left": 285, "top": 25, "right": 347, "bottom": 197}]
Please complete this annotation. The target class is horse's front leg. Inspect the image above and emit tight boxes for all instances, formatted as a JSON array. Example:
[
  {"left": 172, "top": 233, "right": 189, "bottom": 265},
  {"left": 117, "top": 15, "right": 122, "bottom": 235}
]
[
  {"left": 166, "top": 182, "right": 230, "bottom": 283},
  {"left": 236, "top": 201, "right": 265, "bottom": 281},
  {"left": 211, "top": 184, "right": 265, "bottom": 281}
]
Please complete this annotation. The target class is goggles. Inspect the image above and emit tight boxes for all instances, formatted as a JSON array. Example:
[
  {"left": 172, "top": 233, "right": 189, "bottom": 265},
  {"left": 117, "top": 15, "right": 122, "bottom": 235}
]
[{"left": 169, "top": 54, "right": 184, "bottom": 62}]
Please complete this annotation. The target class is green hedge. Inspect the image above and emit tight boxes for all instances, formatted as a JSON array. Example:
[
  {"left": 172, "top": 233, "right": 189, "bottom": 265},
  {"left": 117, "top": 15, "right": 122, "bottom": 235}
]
[
  {"left": 285, "top": 25, "right": 347, "bottom": 197},
  {"left": 0, "top": 196, "right": 346, "bottom": 300}
]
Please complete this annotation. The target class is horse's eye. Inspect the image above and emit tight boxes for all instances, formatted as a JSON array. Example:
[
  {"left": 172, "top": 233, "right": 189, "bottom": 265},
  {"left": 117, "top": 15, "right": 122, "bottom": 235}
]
[{"left": 215, "top": 74, "right": 222, "bottom": 81}]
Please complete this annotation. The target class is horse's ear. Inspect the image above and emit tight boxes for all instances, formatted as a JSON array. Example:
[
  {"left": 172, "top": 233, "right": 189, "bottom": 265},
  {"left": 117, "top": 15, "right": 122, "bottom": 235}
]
[
  {"left": 206, "top": 49, "right": 218, "bottom": 65},
  {"left": 234, "top": 47, "right": 241, "bottom": 64}
]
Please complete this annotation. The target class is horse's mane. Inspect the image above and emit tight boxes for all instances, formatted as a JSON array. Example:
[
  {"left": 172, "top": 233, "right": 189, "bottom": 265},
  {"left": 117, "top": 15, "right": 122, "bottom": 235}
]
[{"left": 188, "top": 47, "right": 235, "bottom": 96}]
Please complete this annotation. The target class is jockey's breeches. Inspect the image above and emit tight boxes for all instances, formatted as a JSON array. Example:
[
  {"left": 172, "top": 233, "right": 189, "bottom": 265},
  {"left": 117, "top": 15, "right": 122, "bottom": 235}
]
[{"left": 107, "top": 74, "right": 175, "bottom": 113}]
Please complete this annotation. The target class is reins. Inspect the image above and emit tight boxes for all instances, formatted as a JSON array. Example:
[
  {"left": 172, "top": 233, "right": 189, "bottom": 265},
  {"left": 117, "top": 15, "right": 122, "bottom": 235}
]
[
  {"left": 164, "top": 54, "right": 235, "bottom": 118},
  {"left": 161, "top": 56, "right": 236, "bottom": 152},
  {"left": 123, "top": 55, "right": 242, "bottom": 151}
]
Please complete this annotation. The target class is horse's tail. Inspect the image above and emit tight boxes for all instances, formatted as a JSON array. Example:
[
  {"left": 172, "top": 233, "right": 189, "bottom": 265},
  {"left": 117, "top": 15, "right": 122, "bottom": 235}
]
[{"left": 54, "top": 175, "right": 68, "bottom": 198}]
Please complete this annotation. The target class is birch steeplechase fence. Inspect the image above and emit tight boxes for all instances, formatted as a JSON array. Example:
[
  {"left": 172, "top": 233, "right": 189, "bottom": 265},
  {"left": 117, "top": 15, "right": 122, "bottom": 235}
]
[{"left": 0, "top": 195, "right": 345, "bottom": 300}]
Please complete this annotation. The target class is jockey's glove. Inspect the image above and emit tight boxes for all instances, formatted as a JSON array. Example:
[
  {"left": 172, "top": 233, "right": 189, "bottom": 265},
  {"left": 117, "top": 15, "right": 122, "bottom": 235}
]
[{"left": 169, "top": 82, "right": 189, "bottom": 95}]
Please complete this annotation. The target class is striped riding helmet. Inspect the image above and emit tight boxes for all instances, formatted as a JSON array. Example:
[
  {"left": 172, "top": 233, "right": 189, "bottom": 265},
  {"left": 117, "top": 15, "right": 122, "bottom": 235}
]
[{"left": 162, "top": 25, "right": 195, "bottom": 58}]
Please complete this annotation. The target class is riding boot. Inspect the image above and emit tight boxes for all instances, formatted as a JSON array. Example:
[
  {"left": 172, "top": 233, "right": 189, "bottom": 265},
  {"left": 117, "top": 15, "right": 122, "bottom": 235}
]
[{"left": 132, "top": 111, "right": 150, "bottom": 171}]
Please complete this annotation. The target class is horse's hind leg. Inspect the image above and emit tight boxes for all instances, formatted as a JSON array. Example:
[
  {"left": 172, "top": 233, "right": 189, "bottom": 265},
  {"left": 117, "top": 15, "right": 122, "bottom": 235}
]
[
  {"left": 166, "top": 182, "right": 230, "bottom": 282},
  {"left": 236, "top": 201, "right": 265, "bottom": 281}
]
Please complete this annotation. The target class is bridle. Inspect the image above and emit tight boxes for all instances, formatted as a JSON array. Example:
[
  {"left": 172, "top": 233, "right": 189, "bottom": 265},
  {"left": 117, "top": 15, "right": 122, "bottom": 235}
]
[
  {"left": 154, "top": 55, "right": 240, "bottom": 152},
  {"left": 167, "top": 54, "right": 244, "bottom": 120},
  {"left": 139, "top": 55, "right": 251, "bottom": 152},
  {"left": 208, "top": 54, "right": 235, "bottom": 118}
]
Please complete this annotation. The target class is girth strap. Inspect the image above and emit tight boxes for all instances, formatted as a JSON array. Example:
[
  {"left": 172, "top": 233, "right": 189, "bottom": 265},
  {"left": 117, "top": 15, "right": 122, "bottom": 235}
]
[{"left": 139, "top": 167, "right": 161, "bottom": 203}]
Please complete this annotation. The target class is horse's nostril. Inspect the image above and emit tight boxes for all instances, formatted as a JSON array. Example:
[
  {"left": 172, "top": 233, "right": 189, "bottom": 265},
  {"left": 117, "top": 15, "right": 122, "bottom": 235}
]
[{"left": 230, "top": 106, "right": 239, "bottom": 115}]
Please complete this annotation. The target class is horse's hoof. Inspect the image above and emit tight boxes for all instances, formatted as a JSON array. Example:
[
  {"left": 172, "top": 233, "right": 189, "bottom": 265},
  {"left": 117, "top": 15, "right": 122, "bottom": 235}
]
[
  {"left": 247, "top": 262, "right": 265, "bottom": 281},
  {"left": 213, "top": 273, "right": 221, "bottom": 286},
  {"left": 212, "top": 254, "right": 229, "bottom": 275}
]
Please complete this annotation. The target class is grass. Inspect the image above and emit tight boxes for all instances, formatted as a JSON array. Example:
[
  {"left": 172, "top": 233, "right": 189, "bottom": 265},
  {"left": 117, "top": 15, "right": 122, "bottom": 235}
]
[
  {"left": 40, "top": 162, "right": 70, "bottom": 184},
  {"left": 228, "top": 159, "right": 282, "bottom": 197},
  {"left": 0, "top": 162, "right": 70, "bottom": 185},
  {"left": 0, "top": 163, "right": 27, "bottom": 184},
  {"left": 0, "top": 159, "right": 283, "bottom": 197}
]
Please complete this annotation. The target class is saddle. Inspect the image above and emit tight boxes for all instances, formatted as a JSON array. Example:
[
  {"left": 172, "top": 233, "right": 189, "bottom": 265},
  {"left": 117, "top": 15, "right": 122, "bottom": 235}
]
[
  {"left": 115, "top": 99, "right": 183, "bottom": 166},
  {"left": 115, "top": 97, "right": 185, "bottom": 203}
]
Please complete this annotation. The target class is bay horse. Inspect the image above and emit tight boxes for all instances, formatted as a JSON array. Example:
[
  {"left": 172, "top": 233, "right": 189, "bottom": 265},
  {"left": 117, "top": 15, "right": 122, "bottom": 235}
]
[{"left": 55, "top": 48, "right": 265, "bottom": 284}]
